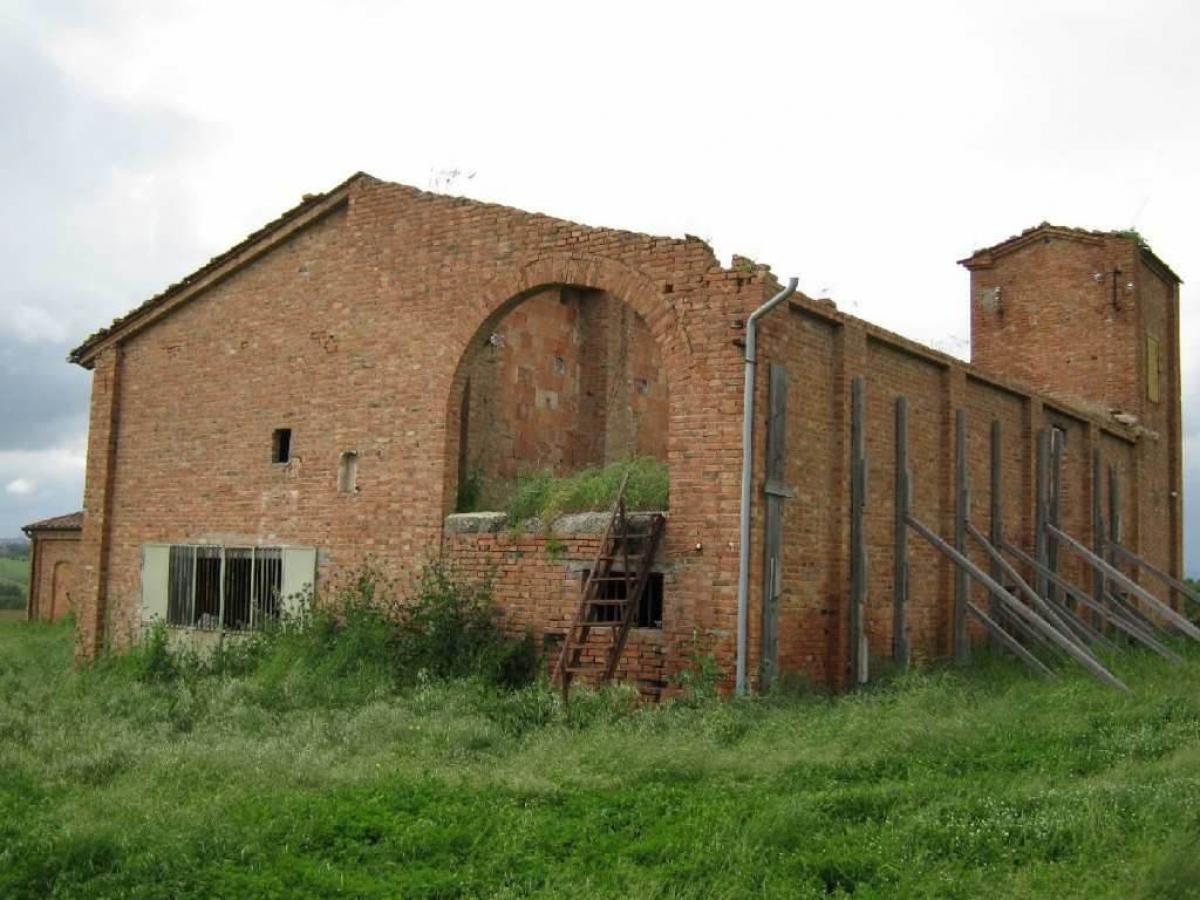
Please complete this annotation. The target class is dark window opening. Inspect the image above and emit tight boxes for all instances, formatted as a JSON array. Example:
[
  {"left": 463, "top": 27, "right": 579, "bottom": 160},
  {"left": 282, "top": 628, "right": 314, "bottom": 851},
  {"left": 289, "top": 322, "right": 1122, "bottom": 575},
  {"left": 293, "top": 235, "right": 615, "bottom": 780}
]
[
  {"left": 166, "top": 545, "right": 194, "bottom": 627},
  {"left": 194, "top": 545, "right": 222, "bottom": 629},
  {"left": 223, "top": 548, "right": 253, "bottom": 630},
  {"left": 582, "top": 570, "right": 663, "bottom": 629},
  {"left": 272, "top": 428, "right": 292, "bottom": 464},
  {"left": 165, "top": 545, "right": 283, "bottom": 631}
]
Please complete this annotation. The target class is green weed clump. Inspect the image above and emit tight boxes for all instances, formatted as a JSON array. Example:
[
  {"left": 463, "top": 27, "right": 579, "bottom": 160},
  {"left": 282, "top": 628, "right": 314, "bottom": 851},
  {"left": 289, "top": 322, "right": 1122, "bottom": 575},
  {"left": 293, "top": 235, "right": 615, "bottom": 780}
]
[{"left": 507, "top": 456, "right": 668, "bottom": 523}]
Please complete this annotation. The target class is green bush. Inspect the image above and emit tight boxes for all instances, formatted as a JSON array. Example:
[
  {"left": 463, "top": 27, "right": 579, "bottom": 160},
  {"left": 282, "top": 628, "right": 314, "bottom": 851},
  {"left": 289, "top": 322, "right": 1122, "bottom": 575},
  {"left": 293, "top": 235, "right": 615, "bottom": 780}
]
[
  {"left": 0, "top": 583, "right": 24, "bottom": 610},
  {"left": 395, "top": 561, "right": 539, "bottom": 688}
]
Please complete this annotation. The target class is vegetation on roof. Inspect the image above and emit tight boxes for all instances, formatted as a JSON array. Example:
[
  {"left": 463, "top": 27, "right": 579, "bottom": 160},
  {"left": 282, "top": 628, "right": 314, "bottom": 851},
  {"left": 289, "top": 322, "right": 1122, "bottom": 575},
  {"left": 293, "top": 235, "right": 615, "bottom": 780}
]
[{"left": 1115, "top": 228, "right": 1152, "bottom": 251}]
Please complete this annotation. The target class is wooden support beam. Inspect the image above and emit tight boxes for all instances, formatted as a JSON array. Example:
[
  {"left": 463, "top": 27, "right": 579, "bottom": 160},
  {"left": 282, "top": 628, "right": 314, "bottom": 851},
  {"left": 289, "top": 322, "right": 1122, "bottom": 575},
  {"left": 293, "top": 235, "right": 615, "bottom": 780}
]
[
  {"left": 849, "top": 376, "right": 868, "bottom": 685},
  {"left": 1047, "top": 427, "right": 1064, "bottom": 606},
  {"left": 908, "top": 514, "right": 1129, "bottom": 691},
  {"left": 1035, "top": 429, "right": 1050, "bottom": 599},
  {"left": 1092, "top": 447, "right": 1106, "bottom": 630},
  {"left": 954, "top": 409, "right": 969, "bottom": 664},
  {"left": 1108, "top": 464, "right": 1122, "bottom": 558},
  {"left": 989, "top": 420, "right": 1004, "bottom": 652},
  {"left": 1108, "top": 541, "right": 1200, "bottom": 615},
  {"left": 1007, "top": 540, "right": 1177, "bottom": 658},
  {"left": 967, "top": 602, "right": 1056, "bottom": 679},
  {"left": 1047, "top": 523, "right": 1200, "bottom": 642},
  {"left": 966, "top": 522, "right": 1098, "bottom": 657},
  {"left": 894, "top": 396, "right": 911, "bottom": 669}
]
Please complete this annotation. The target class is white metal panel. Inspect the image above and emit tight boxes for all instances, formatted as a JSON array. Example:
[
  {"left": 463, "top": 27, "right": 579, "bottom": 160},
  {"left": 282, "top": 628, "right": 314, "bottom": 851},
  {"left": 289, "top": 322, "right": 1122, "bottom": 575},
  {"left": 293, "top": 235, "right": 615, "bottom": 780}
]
[
  {"left": 280, "top": 546, "right": 317, "bottom": 617},
  {"left": 141, "top": 544, "right": 171, "bottom": 624}
]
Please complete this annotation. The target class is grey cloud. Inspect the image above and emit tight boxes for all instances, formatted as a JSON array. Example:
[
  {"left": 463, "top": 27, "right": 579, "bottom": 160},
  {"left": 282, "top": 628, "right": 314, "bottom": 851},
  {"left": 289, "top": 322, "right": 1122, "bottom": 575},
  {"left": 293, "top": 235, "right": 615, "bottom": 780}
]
[
  {"left": 0, "top": 25, "right": 206, "bottom": 326},
  {"left": 0, "top": 337, "right": 89, "bottom": 452},
  {"left": 0, "top": 17, "right": 202, "bottom": 531}
]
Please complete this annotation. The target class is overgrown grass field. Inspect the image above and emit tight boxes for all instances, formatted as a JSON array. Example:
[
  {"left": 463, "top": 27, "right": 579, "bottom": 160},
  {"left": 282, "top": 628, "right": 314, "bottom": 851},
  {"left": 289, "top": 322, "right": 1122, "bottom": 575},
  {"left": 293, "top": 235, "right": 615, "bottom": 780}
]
[{"left": 2, "top": 602, "right": 1200, "bottom": 897}]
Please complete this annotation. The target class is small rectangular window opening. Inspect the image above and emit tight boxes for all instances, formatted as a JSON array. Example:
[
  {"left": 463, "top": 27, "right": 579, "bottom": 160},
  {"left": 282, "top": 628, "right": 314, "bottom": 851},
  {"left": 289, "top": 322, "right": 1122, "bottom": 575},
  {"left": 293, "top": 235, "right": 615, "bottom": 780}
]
[
  {"left": 338, "top": 450, "right": 358, "bottom": 494},
  {"left": 583, "top": 570, "right": 664, "bottom": 629},
  {"left": 272, "top": 428, "right": 292, "bottom": 463},
  {"left": 1147, "top": 335, "right": 1162, "bottom": 403}
]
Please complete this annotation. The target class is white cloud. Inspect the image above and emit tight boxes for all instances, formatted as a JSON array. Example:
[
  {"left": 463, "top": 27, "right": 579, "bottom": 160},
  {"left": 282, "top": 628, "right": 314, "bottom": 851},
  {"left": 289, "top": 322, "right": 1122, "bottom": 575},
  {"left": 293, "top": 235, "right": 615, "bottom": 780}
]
[{"left": 5, "top": 478, "right": 37, "bottom": 497}]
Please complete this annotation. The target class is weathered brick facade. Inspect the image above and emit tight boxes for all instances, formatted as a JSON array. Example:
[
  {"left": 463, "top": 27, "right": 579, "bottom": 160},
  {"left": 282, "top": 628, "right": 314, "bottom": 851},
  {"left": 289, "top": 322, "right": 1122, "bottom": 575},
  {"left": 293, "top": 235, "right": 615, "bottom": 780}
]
[{"left": 66, "top": 174, "right": 1184, "bottom": 691}]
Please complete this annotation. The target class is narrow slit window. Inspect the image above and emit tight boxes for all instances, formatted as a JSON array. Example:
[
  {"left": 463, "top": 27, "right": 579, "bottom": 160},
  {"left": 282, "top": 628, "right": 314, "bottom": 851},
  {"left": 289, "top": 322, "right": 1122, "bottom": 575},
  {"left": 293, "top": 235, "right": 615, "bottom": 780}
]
[
  {"left": 338, "top": 451, "right": 358, "bottom": 494},
  {"left": 272, "top": 428, "right": 292, "bottom": 464},
  {"left": 1147, "top": 335, "right": 1162, "bottom": 403}
]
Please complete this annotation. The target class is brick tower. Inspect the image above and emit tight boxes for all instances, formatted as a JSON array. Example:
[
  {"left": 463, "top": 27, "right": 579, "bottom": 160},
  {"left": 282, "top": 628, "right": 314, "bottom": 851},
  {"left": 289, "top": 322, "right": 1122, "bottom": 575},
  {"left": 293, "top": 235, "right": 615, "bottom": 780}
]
[{"left": 960, "top": 223, "right": 1183, "bottom": 574}]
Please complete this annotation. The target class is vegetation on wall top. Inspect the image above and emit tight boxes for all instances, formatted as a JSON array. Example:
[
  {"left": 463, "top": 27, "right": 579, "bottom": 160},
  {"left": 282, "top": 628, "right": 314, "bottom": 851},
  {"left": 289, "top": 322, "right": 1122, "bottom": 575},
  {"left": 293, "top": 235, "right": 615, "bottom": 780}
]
[{"left": 457, "top": 456, "right": 669, "bottom": 523}]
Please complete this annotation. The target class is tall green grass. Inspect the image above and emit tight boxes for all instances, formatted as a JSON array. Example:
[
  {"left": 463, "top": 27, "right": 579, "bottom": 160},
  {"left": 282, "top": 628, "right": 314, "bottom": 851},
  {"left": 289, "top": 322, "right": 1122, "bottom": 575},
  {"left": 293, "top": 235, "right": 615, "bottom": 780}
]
[
  {"left": 506, "top": 456, "right": 668, "bottom": 522},
  {"left": 1, "top": 616, "right": 1199, "bottom": 897},
  {"left": 457, "top": 457, "right": 669, "bottom": 521}
]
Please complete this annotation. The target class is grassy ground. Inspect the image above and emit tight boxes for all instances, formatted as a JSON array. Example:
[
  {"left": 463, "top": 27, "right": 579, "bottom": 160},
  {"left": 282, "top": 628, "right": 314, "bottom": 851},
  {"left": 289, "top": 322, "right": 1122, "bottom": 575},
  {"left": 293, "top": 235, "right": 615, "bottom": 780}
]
[{"left": 2, "top": 620, "right": 1200, "bottom": 898}]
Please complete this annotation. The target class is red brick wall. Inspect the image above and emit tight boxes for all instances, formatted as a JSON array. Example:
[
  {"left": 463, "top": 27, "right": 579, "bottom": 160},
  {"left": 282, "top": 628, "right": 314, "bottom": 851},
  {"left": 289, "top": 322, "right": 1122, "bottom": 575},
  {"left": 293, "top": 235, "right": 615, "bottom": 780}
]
[
  {"left": 27, "top": 531, "right": 82, "bottom": 622},
  {"left": 969, "top": 233, "right": 1141, "bottom": 415},
  {"left": 754, "top": 297, "right": 1148, "bottom": 689}
]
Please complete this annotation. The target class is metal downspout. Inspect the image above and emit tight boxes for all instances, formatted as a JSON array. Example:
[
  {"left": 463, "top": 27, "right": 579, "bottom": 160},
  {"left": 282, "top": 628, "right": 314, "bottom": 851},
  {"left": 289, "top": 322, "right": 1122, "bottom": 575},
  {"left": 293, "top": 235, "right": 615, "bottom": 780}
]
[{"left": 736, "top": 277, "right": 799, "bottom": 695}]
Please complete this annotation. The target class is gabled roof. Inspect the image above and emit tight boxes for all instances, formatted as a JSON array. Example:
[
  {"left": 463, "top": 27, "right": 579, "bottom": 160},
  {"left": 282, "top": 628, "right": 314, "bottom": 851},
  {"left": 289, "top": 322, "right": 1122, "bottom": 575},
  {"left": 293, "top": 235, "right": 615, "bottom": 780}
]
[
  {"left": 69, "top": 171, "right": 377, "bottom": 368},
  {"left": 22, "top": 511, "right": 84, "bottom": 534},
  {"left": 958, "top": 222, "right": 1182, "bottom": 284}
]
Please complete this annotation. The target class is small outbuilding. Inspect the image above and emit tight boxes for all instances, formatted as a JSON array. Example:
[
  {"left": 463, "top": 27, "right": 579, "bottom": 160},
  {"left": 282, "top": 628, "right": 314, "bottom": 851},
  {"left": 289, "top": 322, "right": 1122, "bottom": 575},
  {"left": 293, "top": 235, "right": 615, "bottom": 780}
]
[{"left": 22, "top": 511, "right": 84, "bottom": 622}]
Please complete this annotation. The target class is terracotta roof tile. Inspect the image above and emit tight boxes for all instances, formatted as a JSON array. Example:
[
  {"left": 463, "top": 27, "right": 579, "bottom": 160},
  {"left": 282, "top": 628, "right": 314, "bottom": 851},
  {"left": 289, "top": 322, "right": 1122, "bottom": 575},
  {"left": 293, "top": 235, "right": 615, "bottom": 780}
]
[{"left": 22, "top": 511, "right": 84, "bottom": 533}]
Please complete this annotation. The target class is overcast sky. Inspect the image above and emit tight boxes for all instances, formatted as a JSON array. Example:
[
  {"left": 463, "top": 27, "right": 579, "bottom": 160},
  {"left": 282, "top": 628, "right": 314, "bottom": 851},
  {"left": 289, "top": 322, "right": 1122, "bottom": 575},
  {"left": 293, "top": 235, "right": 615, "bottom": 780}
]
[{"left": 1, "top": 0, "right": 1198, "bottom": 570}]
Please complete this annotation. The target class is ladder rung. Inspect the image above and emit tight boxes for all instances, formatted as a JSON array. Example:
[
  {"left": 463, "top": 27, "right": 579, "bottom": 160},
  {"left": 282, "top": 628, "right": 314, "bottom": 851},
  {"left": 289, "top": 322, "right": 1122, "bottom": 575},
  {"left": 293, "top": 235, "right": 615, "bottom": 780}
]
[
  {"left": 564, "top": 666, "right": 603, "bottom": 674},
  {"left": 586, "top": 599, "right": 629, "bottom": 607}
]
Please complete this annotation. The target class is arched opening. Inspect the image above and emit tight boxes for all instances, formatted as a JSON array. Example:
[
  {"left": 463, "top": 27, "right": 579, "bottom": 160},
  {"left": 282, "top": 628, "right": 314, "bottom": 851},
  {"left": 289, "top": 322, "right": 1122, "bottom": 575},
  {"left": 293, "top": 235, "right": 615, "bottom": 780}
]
[
  {"left": 449, "top": 285, "right": 668, "bottom": 513},
  {"left": 51, "top": 560, "right": 73, "bottom": 621}
]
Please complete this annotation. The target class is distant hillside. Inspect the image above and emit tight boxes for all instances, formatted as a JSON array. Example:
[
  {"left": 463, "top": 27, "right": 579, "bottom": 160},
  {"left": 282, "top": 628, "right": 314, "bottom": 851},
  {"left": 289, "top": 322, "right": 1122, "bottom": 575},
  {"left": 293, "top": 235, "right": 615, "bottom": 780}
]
[
  {"left": 0, "top": 556, "right": 28, "bottom": 610},
  {"left": 0, "top": 538, "right": 29, "bottom": 560}
]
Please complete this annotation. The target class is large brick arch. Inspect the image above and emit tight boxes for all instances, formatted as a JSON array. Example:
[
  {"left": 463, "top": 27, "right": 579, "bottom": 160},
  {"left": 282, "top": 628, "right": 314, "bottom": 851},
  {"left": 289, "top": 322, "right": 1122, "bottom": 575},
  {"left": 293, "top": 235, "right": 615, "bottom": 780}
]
[{"left": 440, "top": 253, "right": 690, "bottom": 517}]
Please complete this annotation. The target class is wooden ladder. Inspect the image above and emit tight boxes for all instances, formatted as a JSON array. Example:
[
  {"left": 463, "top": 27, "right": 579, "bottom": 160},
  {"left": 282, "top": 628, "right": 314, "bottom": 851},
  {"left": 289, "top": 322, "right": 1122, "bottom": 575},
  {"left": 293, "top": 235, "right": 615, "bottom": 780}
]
[{"left": 554, "top": 472, "right": 665, "bottom": 702}]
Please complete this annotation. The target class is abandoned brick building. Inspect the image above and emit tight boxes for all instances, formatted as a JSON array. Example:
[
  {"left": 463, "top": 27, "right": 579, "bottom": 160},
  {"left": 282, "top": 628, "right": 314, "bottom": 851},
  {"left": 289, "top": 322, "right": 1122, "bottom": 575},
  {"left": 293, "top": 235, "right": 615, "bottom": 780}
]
[{"left": 61, "top": 172, "right": 1184, "bottom": 692}]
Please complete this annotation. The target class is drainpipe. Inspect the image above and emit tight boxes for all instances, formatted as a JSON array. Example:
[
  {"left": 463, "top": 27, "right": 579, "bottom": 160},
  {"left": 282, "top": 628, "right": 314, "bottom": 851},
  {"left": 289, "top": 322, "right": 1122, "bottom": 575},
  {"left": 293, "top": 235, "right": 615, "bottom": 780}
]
[{"left": 736, "top": 277, "right": 799, "bottom": 695}]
